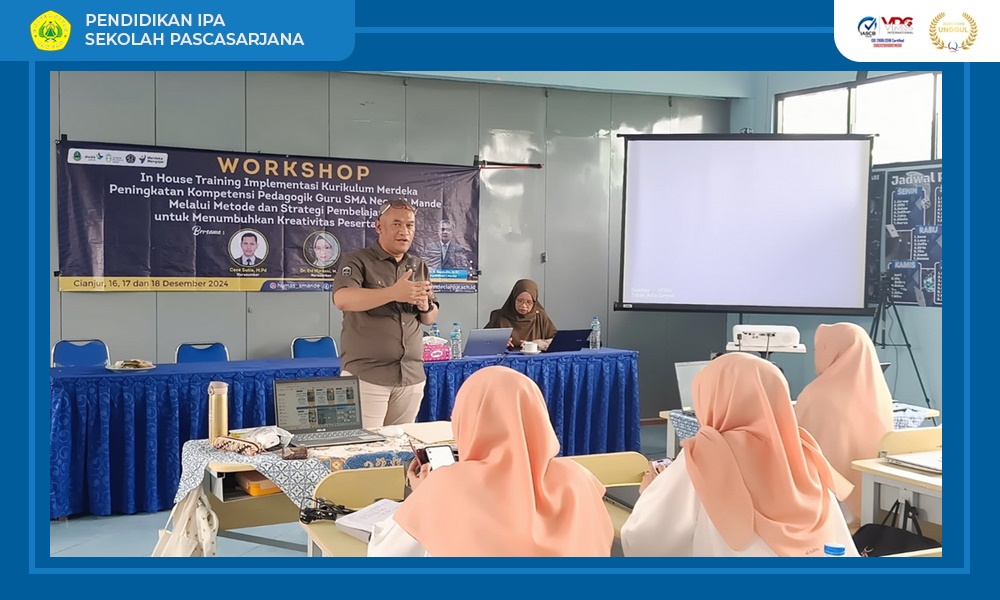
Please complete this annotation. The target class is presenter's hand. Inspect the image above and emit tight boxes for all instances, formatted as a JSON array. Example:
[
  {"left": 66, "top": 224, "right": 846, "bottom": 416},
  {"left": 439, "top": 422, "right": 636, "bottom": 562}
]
[
  {"left": 392, "top": 270, "right": 432, "bottom": 305},
  {"left": 407, "top": 458, "right": 431, "bottom": 492}
]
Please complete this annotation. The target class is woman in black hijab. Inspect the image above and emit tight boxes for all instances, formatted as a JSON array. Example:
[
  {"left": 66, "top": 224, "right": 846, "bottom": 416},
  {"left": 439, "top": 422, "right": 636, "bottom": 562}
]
[{"left": 485, "top": 279, "right": 558, "bottom": 350}]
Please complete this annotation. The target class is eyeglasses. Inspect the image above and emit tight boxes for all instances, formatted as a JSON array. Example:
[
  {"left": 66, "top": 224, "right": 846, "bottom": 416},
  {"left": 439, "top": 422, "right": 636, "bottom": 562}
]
[
  {"left": 379, "top": 199, "right": 417, "bottom": 216},
  {"left": 515, "top": 299, "right": 535, "bottom": 307}
]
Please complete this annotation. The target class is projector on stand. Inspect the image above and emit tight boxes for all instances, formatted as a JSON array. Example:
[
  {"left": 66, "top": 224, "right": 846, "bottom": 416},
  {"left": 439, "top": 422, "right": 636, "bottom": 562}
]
[{"left": 726, "top": 325, "right": 806, "bottom": 354}]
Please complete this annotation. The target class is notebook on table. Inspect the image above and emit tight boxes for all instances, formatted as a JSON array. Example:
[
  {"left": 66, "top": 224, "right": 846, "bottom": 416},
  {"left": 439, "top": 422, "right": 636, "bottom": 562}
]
[
  {"left": 273, "top": 375, "right": 386, "bottom": 447},
  {"left": 882, "top": 450, "right": 942, "bottom": 474},
  {"left": 462, "top": 327, "right": 512, "bottom": 357},
  {"left": 545, "top": 329, "right": 592, "bottom": 353}
]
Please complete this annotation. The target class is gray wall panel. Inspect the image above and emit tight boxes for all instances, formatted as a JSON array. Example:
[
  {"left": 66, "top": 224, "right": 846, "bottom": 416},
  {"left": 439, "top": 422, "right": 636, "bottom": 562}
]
[
  {"left": 247, "top": 292, "right": 331, "bottom": 359},
  {"left": 58, "top": 72, "right": 156, "bottom": 144},
  {"left": 245, "top": 72, "right": 330, "bottom": 157},
  {"left": 330, "top": 73, "right": 406, "bottom": 161},
  {"left": 477, "top": 84, "right": 547, "bottom": 328},
  {"left": 155, "top": 72, "right": 247, "bottom": 152},
  {"left": 57, "top": 72, "right": 158, "bottom": 362},
  {"left": 157, "top": 293, "right": 247, "bottom": 363},
  {"left": 544, "top": 90, "right": 612, "bottom": 331},
  {"left": 62, "top": 293, "right": 157, "bottom": 363}
]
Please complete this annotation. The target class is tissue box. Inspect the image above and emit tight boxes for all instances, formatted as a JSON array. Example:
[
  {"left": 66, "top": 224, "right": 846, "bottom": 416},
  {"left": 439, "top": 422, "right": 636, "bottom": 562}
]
[{"left": 423, "top": 343, "right": 451, "bottom": 362}]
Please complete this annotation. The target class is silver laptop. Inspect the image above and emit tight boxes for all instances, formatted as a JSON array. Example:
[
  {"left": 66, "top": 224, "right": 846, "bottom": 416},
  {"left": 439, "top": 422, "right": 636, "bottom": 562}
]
[
  {"left": 675, "top": 360, "right": 711, "bottom": 409},
  {"left": 463, "top": 327, "right": 513, "bottom": 357},
  {"left": 882, "top": 450, "right": 942, "bottom": 474},
  {"left": 273, "top": 375, "right": 386, "bottom": 447}
]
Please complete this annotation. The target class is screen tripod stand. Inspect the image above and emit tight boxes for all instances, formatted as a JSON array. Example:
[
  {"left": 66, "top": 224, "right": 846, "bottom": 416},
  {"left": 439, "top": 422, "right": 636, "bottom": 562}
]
[{"left": 869, "top": 273, "right": 937, "bottom": 425}]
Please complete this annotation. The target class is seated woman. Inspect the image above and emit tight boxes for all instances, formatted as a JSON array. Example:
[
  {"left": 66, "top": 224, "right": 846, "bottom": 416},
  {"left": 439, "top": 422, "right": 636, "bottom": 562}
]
[
  {"left": 794, "top": 322, "right": 894, "bottom": 528},
  {"left": 485, "top": 279, "right": 557, "bottom": 351},
  {"left": 621, "top": 352, "right": 858, "bottom": 557},
  {"left": 367, "top": 366, "right": 614, "bottom": 557}
]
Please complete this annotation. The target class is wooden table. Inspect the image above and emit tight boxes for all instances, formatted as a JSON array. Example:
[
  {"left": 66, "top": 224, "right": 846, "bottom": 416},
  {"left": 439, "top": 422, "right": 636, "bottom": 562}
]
[{"left": 851, "top": 457, "right": 942, "bottom": 528}]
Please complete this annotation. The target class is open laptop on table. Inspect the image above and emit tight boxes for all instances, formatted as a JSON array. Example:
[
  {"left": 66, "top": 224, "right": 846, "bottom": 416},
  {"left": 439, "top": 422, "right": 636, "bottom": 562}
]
[
  {"left": 273, "top": 375, "right": 386, "bottom": 447},
  {"left": 463, "top": 327, "right": 513, "bottom": 357},
  {"left": 545, "top": 329, "right": 592, "bottom": 353},
  {"left": 675, "top": 360, "right": 710, "bottom": 413}
]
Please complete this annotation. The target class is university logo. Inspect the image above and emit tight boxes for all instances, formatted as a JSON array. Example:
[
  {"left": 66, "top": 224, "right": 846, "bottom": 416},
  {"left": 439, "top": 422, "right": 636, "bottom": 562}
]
[
  {"left": 930, "top": 12, "right": 977, "bottom": 51},
  {"left": 30, "top": 11, "right": 71, "bottom": 51}
]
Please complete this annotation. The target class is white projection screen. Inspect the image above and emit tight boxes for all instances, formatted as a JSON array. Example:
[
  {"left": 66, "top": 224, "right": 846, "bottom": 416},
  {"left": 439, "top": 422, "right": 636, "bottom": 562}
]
[{"left": 618, "top": 134, "right": 875, "bottom": 315}]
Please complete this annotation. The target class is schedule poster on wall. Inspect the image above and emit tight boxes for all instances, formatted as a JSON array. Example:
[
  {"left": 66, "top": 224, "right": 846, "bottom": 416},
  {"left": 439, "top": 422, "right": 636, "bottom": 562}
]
[
  {"left": 876, "top": 161, "right": 942, "bottom": 307},
  {"left": 56, "top": 141, "right": 481, "bottom": 293}
]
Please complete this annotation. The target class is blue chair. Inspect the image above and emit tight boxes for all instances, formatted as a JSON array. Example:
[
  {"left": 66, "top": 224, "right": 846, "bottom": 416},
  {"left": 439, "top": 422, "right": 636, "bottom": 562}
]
[
  {"left": 291, "top": 335, "right": 338, "bottom": 358},
  {"left": 175, "top": 342, "right": 230, "bottom": 364},
  {"left": 51, "top": 339, "right": 110, "bottom": 367}
]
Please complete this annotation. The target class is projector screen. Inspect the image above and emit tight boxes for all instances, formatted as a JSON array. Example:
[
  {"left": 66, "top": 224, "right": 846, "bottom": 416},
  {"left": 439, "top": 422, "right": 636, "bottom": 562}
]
[{"left": 618, "top": 134, "right": 875, "bottom": 315}]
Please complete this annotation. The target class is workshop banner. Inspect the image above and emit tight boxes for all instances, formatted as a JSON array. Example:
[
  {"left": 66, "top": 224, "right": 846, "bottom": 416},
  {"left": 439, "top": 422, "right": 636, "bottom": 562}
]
[
  {"left": 57, "top": 141, "right": 480, "bottom": 292},
  {"left": 878, "top": 162, "right": 942, "bottom": 307}
]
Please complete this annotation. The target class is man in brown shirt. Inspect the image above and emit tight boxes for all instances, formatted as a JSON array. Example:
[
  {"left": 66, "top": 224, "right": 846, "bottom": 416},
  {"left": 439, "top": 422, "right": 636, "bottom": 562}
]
[{"left": 333, "top": 199, "right": 440, "bottom": 428}]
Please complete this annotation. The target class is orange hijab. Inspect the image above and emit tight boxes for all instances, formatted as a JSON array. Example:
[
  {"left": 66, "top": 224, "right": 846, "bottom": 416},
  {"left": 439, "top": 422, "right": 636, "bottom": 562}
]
[
  {"left": 795, "top": 322, "right": 893, "bottom": 520},
  {"left": 393, "top": 366, "right": 613, "bottom": 556},
  {"left": 682, "top": 353, "right": 853, "bottom": 556}
]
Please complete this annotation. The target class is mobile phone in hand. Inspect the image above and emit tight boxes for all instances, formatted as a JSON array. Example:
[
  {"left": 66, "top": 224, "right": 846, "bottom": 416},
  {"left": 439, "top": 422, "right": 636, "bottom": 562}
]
[
  {"left": 424, "top": 444, "right": 457, "bottom": 470},
  {"left": 650, "top": 457, "right": 673, "bottom": 474},
  {"left": 407, "top": 438, "right": 429, "bottom": 466}
]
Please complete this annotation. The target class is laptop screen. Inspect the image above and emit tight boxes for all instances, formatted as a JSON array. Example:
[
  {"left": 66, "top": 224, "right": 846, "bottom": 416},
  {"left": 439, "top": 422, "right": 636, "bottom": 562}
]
[
  {"left": 675, "top": 360, "right": 711, "bottom": 408},
  {"left": 273, "top": 376, "right": 362, "bottom": 433}
]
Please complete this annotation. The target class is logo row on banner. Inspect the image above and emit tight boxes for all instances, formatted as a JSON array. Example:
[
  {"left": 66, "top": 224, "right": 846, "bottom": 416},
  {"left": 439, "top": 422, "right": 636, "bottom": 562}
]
[{"left": 834, "top": 0, "right": 995, "bottom": 61}]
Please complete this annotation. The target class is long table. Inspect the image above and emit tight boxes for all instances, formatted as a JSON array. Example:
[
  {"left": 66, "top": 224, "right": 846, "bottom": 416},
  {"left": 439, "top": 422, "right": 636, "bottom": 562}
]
[{"left": 49, "top": 348, "right": 639, "bottom": 518}]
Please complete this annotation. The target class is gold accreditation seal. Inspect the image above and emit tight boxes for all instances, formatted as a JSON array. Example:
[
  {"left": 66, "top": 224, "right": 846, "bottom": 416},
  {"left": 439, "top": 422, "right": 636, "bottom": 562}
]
[
  {"left": 929, "top": 12, "right": 977, "bottom": 51},
  {"left": 30, "top": 11, "right": 71, "bottom": 51}
]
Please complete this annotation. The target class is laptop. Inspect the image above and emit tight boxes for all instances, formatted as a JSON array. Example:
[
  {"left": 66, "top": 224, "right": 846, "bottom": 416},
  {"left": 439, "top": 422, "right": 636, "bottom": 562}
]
[
  {"left": 273, "top": 375, "right": 386, "bottom": 447},
  {"left": 463, "top": 327, "right": 512, "bottom": 357},
  {"left": 675, "top": 360, "right": 711, "bottom": 410},
  {"left": 604, "top": 484, "right": 642, "bottom": 511},
  {"left": 545, "top": 329, "right": 592, "bottom": 353},
  {"left": 882, "top": 450, "right": 942, "bottom": 474}
]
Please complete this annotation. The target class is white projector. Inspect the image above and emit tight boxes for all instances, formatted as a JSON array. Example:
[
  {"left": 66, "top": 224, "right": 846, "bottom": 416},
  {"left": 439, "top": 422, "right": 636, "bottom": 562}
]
[{"left": 726, "top": 325, "right": 806, "bottom": 353}]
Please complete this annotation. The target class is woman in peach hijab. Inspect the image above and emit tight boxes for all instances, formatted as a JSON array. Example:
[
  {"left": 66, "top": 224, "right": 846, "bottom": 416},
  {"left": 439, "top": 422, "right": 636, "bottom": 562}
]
[
  {"left": 795, "top": 322, "right": 894, "bottom": 528},
  {"left": 621, "top": 353, "right": 858, "bottom": 557},
  {"left": 367, "top": 366, "right": 614, "bottom": 556}
]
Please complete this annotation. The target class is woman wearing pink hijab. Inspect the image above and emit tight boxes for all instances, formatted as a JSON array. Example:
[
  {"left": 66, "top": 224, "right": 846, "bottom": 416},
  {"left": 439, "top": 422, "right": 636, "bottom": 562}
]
[
  {"left": 621, "top": 352, "right": 858, "bottom": 557},
  {"left": 795, "top": 322, "right": 894, "bottom": 528},
  {"left": 367, "top": 366, "right": 614, "bottom": 556}
]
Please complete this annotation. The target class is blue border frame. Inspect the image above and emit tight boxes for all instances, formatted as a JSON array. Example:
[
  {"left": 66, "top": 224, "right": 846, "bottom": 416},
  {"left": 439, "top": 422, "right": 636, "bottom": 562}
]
[{"left": 9, "top": 1, "right": 979, "bottom": 591}]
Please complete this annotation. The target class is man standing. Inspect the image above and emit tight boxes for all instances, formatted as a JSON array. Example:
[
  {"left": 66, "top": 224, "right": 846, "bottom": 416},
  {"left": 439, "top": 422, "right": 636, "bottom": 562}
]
[
  {"left": 333, "top": 199, "right": 440, "bottom": 428},
  {"left": 427, "top": 219, "right": 471, "bottom": 270}
]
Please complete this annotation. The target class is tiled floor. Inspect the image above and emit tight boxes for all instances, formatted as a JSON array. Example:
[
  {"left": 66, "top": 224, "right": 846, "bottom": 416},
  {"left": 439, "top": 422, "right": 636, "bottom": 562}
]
[{"left": 49, "top": 424, "right": 669, "bottom": 557}]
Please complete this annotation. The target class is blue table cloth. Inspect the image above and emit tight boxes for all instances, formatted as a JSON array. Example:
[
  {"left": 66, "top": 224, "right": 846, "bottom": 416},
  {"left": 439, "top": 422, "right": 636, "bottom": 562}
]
[{"left": 49, "top": 349, "right": 640, "bottom": 518}]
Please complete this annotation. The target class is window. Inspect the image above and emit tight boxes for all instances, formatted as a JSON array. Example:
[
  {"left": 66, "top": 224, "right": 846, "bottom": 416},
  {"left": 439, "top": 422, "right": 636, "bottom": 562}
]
[{"left": 776, "top": 72, "right": 942, "bottom": 165}]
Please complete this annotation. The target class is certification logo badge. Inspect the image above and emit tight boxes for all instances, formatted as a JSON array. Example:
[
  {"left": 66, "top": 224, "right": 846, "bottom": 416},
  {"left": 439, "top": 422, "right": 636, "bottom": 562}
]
[
  {"left": 31, "top": 11, "right": 71, "bottom": 51},
  {"left": 930, "top": 12, "right": 977, "bottom": 52}
]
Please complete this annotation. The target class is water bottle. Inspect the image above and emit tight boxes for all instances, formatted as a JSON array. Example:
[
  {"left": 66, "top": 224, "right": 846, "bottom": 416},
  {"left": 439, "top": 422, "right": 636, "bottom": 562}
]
[
  {"left": 450, "top": 322, "right": 463, "bottom": 359},
  {"left": 589, "top": 316, "right": 601, "bottom": 350},
  {"left": 823, "top": 543, "right": 846, "bottom": 557},
  {"left": 429, "top": 322, "right": 441, "bottom": 339}
]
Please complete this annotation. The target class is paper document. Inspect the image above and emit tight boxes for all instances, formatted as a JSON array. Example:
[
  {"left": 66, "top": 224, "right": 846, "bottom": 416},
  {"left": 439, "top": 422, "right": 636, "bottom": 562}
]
[
  {"left": 399, "top": 421, "right": 454, "bottom": 444},
  {"left": 335, "top": 499, "right": 402, "bottom": 543}
]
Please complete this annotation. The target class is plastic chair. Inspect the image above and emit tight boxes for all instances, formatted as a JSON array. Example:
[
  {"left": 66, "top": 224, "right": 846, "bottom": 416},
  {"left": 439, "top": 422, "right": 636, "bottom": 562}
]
[
  {"left": 175, "top": 342, "right": 230, "bottom": 364},
  {"left": 311, "top": 466, "right": 405, "bottom": 510},
  {"left": 291, "top": 335, "right": 338, "bottom": 358},
  {"left": 564, "top": 451, "right": 650, "bottom": 487},
  {"left": 51, "top": 339, "right": 110, "bottom": 367}
]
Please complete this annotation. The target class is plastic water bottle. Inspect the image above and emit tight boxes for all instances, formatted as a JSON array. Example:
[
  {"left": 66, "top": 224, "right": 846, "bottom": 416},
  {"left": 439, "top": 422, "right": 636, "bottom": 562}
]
[
  {"left": 589, "top": 316, "right": 601, "bottom": 350},
  {"left": 450, "top": 323, "right": 463, "bottom": 359},
  {"left": 429, "top": 322, "right": 441, "bottom": 339},
  {"left": 823, "top": 543, "right": 846, "bottom": 557}
]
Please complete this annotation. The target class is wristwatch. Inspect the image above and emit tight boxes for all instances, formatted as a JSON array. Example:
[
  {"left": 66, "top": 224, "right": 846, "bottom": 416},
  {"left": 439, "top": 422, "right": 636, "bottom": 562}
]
[{"left": 418, "top": 302, "right": 438, "bottom": 314}]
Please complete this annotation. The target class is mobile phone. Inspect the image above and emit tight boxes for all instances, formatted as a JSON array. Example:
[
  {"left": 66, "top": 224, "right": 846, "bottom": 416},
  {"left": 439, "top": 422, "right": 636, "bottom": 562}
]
[
  {"left": 424, "top": 444, "right": 457, "bottom": 470},
  {"left": 407, "top": 438, "right": 429, "bottom": 466},
  {"left": 650, "top": 457, "right": 673, "bottom": 474}
]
